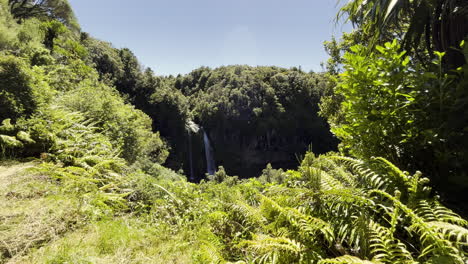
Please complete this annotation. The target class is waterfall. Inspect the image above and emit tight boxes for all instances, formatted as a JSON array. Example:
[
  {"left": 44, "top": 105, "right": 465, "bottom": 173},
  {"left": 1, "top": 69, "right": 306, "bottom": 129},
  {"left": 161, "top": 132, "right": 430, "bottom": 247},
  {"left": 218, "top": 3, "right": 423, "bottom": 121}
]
[
  {"left": 203, "top": 130, "right": 216, "bottom": 175},
  {"left": 186, "top": 120, "right": 216, "bottom": 177},
  {"left": 187, "top": 130, "right": 194, "bottom": 181},
  {"left": 186, "top": 120, "right": 200, "bottom": 181}
]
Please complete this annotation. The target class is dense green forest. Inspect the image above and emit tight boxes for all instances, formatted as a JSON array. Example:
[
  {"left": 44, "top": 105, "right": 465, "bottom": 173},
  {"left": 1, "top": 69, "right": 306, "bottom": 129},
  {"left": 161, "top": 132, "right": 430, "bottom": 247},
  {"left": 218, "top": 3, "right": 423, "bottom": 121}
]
[
  {"left": 83, "top": 37, "right": 338, "bottom": 178},
  {"left": 0, "top": 0, "right": 467, "bottom": 263}
]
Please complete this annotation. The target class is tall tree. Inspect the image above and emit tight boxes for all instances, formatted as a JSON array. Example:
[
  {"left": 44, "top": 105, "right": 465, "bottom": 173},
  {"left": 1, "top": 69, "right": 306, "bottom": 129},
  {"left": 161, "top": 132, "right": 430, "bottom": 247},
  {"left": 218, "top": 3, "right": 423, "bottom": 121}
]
[
  {"left": 8, "top": 0, "right": 79, "bottom": 31},
  {"left": 339, "top": 0, "right": 468, "bottom": 68}
]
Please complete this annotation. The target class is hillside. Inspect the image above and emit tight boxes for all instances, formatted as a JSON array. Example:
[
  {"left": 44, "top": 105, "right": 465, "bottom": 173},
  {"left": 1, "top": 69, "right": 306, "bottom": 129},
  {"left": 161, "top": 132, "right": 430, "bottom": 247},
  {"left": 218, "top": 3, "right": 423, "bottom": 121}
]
[
  {"left": 81, "top": 37, "right": 339, "bottom": 178},
  {"left": 0, "top": 161, "right": 195, "bottom": 263}
]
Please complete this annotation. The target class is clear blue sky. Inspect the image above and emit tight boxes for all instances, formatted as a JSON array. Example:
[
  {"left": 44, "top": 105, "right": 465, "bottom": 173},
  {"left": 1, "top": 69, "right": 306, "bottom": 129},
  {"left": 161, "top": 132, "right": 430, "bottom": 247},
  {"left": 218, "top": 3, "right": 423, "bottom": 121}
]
[{"left": 69, "top": 0, "right": 351, "bottom": 76}]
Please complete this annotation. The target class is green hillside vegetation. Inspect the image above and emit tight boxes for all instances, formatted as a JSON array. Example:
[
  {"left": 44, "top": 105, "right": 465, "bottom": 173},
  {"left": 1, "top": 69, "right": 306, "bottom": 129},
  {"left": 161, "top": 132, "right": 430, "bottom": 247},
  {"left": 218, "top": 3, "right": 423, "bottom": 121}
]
[
  {"left": 82, "top": 36, "right": 338, "bottom": 177},
  {"left": 321, "top": 0, "right": 468, "bottom": 208},
  {"left": 0, "top": 0, "right": 467, "bottom": 263}
]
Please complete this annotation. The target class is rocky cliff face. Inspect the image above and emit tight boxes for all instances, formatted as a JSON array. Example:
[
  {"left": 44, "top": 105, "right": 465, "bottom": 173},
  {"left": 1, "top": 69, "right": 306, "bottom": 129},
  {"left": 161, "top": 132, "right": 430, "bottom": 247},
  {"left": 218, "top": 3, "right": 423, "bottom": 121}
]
[
  {"left": 150, "top": 66, "right": 340, "bottom": 180},
  {"left": 98, "top": 62, "right": 339, "bottom": 180},
  {"left": 182, "top": 118, "right": 338, "bottom": 180}
]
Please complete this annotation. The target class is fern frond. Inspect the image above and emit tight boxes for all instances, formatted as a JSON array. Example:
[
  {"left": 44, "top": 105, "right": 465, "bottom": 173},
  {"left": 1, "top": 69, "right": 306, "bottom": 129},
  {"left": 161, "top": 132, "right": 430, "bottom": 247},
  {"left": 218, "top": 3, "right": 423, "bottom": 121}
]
[
  {"left": 301, "top": 166, "right": 322, "bottom": 191},
  {"left": 406, "top": 171, "right": 431, "bottom": 201},
  {"left": 239, "top": 234, "right": 303, "bottom": 264},
  {"left": 372, "top": 190, "right": 465, "bottom": 263},
  {"left": 372, "top": 157, "right": 410, "bottom": 185},
  {"left": 242, "top": 234, "right": 303, "bottom": 254},
  {"left": 432, "top": 203, "right": 468, "bottom": 227},
  {"left": 313, "top": 156, "right": 357, "bottom": 187},
  {"left": 426, "top": 221, "right": 468, "bottom": 245},
  {"left": 196, "top": 240, "right": 226, "bottom": 264},
  {"left": 230, "top": 201, "right": 266, "bottom": 228},
  {"left": 263, "top": 185, "right": 311, "bottom": 207},
  {"left": 320, "top": 169, "right": 345, "bottom": 190},
  {"left": 330, "top": 156, "right": 388, "bottom": 190},
  {"left": 414, "top": 200, "right": 468, "bottom": 227},
  {"left": 320, "top": 188, "right": 375, "bottom": 229},
  {"left": 261, "top": 196, "right": 334, "bottom": 244},
  {"left": 318, "top": 255, "right": 381, "bottom": 264},
  {"left": 330, "top": 166, "right": 358, "bottom": 188},
  {"left": 322, "top": 188, "right": 374, "bottom": 208},
  {"left": 368, "top": 220, "right": 414, "bottom": 263},
  {"left": 414, "top": 200, "right": 438, "bottom": 222}
]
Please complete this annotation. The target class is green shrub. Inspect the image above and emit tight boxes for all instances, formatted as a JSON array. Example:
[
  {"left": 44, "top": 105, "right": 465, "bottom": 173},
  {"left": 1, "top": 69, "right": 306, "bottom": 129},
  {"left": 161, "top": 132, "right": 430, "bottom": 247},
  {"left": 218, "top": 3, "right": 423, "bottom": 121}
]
[
  {"left": 193, "top": 155, "right": 468, "bottom": 263},
  {"left": 56, "top": 80, "right": 168, "bottom": 164},
  {"left": 258, "top": 163, "right": 287, "bottom": 184},
  {"left": 0, "top": 0, "right": 17, "bottom": 50},
  {"left": 0, "top": 55, "right": 52, "bottom": 121},
  {"left": 328, "top": 39, "right": 468, "bottom": 200},
  {"left": 16, "top": 18, "right": 44, "bottom": 45}
]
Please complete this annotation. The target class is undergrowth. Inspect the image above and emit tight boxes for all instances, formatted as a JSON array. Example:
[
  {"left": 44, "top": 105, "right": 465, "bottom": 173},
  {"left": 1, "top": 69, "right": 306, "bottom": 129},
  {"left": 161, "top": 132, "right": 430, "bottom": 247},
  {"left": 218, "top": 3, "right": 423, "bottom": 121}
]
[{"left": 1, "top": 151, "right": 467, "bottom": 263}]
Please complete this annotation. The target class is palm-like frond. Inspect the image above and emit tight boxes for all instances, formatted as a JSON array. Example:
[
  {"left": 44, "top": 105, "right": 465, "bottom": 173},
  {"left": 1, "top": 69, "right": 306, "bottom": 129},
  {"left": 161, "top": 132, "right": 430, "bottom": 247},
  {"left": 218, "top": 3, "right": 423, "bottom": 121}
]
[{"left": 339, "top": 0, "right": 468, "bottom": 67}]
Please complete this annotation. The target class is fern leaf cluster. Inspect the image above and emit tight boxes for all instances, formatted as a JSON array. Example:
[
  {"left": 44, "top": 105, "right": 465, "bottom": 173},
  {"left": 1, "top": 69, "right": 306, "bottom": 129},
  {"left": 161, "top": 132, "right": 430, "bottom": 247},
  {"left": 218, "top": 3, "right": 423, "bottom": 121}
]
[
  {"left": 183, "top": 153, "right": 468, "bottom": 263},
  {"left": 4, "top": 132, "right": 467, "bottom": 263}
]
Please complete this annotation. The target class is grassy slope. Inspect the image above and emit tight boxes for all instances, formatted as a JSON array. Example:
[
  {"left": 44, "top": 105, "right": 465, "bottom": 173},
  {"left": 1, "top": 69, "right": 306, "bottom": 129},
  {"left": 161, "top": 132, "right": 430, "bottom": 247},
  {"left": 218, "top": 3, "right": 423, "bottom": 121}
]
[
  {"left": 0, "top": 161, "right": 77, "bottom": 262},
  {"left": 0, "top": 162, "right": 195, "bottom": 264},
  {"left": 2, "top": 157, "right": 467, "bottom": 263}
]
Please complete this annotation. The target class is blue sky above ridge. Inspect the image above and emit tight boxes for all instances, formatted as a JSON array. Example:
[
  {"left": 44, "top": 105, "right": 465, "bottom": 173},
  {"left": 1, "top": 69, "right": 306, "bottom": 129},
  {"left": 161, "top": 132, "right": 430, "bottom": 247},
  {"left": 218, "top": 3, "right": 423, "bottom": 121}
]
[{"left": 69, "top": 0, "right": 352, "bottom": 76}]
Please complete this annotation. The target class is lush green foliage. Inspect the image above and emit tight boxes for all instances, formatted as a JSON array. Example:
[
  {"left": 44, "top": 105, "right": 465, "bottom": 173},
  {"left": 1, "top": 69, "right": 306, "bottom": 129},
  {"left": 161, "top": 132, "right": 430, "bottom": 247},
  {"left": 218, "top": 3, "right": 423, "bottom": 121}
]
[
  {"left": 340, "top": 39, "right": 467, "bottom": 169},
  {"left": 339, "top": 0, "right": 467, "bottom": 68},
  {"left": 176, "top": 65, "right": 337, "bottom": 177},
  {"left": 83, "top": 34, "right": 338, "bottom": 177},
  {"left": 3, "top": 153, "right": 467, "bottom": 263},
  {"left": 0, "top": 55, "right": 52, "bottom": 121},
  {"left": 0, "top": 1, "right": 168, "bottom": 167},
  {"left": 322, "top": 40, "right": 468, "bottom": 203},
  {"left": 331, "top": 41, "right": 419, "bottom": 160},
  {"left": 1, "top": 1, "right": 467, "bottom": 263},
  {"left": 8, "top": 0, "right": 79, "bottom": 31},
  {"left": 322, "top": 1, "right": 468, "bottom": 207}
]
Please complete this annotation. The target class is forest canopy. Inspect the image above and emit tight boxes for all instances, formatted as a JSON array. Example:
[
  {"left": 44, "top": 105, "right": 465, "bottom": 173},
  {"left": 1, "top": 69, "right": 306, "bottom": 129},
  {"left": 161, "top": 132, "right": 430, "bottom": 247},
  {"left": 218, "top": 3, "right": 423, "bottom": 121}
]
[{"left": 83, "top": 35, "right": 338, "bottom": 177}]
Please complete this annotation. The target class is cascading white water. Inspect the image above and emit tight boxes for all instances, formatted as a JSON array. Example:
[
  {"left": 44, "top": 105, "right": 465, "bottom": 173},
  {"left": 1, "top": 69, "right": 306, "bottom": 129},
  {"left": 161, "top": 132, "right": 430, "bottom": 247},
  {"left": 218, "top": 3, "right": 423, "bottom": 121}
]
[
  {"left": 203, "top": 130, "right": 216, "bottom": 175},
  {"left": 186, "top": 121, "right": 200, "bottom": 181},
  {"left": 187, "top": 130, "right": 194, "bottom": 181}
]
